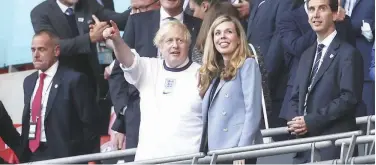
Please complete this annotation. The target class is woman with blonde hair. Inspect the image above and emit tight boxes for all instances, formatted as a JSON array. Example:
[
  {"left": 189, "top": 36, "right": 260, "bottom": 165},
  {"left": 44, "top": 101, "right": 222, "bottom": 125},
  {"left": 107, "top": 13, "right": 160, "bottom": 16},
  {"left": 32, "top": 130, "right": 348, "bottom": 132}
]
[{"left": 199, "top": 15, "right": 262, "bottom": 164}]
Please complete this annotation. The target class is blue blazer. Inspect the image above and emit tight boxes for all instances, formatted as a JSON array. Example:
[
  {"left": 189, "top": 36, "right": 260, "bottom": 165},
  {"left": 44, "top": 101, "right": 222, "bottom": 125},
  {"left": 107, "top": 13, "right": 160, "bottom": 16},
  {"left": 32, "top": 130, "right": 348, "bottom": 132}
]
[
  {"left": 370, "top": 44, "right": 375, "bottom": 81},
  {"left": 202, "top": 58, "right": 263, "bottom": 151}
]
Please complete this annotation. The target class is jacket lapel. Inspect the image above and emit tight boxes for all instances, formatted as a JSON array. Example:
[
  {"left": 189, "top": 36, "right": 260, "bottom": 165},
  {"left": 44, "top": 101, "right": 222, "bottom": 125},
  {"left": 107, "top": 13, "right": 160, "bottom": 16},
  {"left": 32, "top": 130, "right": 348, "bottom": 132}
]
[
  {"left": 209, "top": 79, "right": 226, "bottom": 107},
  {"left": 74, "top": 1, "right": 87, "bottom": 35},
  {"left": 44, "top": 66, "right": 64, "bottom": 120},
  {"left": 49, "top": 0, "right": 72, "bottom": 36},
  {"left": 23, "top": 72, "right": 39, "bottom": 119},
  {"left": 310, "top": 36, "right": 340, "bottom": 91},
  {"left": 298, "top": 44, "right": 316, "bottom": 114},
  {"left": 150, "top": 10, "right": 160, "bottom": 56},
  {"left": 247, "top": 0, "right": 265, "bottom": 40}
]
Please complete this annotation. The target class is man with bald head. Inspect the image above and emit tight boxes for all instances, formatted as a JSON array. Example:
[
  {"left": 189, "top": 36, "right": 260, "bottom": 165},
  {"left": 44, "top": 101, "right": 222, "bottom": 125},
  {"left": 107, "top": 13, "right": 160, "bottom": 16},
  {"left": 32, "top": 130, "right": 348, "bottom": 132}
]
[{"left": 20, "top": 30, "right": 99, "bottom": 161}]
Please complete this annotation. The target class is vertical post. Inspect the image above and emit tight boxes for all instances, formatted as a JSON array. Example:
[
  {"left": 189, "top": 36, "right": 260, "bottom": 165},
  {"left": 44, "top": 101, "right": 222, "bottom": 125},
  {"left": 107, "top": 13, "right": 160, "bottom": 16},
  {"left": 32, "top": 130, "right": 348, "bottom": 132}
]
[
  {"left": 368, "top": 139, "right": 375, "bottom": 155},
  {"left": 365, "top": 116, "right": 372, "bottom": 154},
  {"left": 210, "top": 153, "right": 218, "bottom": 165},
  {"left": 340, "top": 143, "right": 349, "bottom": 164},
  {"left": 345, "top": 135, "right": 357, "bottom": 164},
  {"left": 310, "top": 142, "right": 321, "bottom": 163},
  {"left": 191, "top": 156, "right": 198, "bottom": 165}
]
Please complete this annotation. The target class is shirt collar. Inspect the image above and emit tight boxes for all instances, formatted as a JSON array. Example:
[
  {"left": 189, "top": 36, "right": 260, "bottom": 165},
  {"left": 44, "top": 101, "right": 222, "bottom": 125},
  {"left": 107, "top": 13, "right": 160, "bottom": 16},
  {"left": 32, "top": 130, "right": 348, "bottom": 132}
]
[
  {"left": 39, "top": 61, "right": 59, "bottom": 78},
  {"left": 163, "top": 57, "right": 192, "bottom": 72},
  {"left": 56, "top": 0, "right": 75, "bottom": 14},
  {"left": 317, "top": 30, "right": 337, "bottom": 48},
  {"left": 160, "top": 7, "right": 184, "bottom": 23}
]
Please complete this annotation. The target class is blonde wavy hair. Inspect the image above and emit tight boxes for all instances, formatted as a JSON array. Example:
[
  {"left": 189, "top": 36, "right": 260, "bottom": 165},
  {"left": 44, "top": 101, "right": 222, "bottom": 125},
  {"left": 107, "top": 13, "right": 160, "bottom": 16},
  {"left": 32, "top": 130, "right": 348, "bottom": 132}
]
[
  {"left": 153, "top": 20, "right": 191, "bottom": 49},
  {"left": 198, "top": 15, "right": 254, "bottom": 97}
]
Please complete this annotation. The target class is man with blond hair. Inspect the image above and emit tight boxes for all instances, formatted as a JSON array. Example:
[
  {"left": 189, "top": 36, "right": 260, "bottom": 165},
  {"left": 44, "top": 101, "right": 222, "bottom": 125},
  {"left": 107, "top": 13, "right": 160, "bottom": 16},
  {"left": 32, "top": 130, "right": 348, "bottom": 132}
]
[{"left": 104, "top": 19, "right": 203, "bottom": 161}]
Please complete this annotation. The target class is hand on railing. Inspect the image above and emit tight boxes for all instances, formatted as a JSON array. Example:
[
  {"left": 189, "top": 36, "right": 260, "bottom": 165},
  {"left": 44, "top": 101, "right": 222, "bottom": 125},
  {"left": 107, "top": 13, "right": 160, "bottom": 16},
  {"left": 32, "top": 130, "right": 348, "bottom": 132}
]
[{"left": 113, "top": 132, "right": 125, "bottom": 150}]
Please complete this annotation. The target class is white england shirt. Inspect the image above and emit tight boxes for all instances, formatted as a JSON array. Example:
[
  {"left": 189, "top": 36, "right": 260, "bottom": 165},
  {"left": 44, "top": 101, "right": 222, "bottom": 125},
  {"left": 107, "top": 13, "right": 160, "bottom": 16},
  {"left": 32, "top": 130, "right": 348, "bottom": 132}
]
[{"left": 121, "top": 50, "right": 203, "bottom": 161}]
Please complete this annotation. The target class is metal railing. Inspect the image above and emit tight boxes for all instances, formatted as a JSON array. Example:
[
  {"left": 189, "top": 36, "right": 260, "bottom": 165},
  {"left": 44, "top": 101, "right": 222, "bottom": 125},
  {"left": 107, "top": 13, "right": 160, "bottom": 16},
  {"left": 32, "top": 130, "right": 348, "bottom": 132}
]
[
  {"left": 25, "top": 116, "right": 374, "bottom": 164},
  {"left": 27, "top": 148, "right": 137, "bottom": 164},
  {"left": 306, "top": 154, "right": 375, "bottom": 164}
]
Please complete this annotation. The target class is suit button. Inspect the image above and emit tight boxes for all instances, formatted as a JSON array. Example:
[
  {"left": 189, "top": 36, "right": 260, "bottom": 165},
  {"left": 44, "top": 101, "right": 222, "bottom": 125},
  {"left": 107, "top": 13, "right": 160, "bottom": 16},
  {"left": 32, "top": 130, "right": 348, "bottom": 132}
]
[
  {"left": 223, "top": 128, "right": 228, "bottom": 132},
  {"left": 222, "top": 111, "right": 227, "bottom": 116},
  {"left": 225, "top": 94, "right": 229, "bottom": 98}
]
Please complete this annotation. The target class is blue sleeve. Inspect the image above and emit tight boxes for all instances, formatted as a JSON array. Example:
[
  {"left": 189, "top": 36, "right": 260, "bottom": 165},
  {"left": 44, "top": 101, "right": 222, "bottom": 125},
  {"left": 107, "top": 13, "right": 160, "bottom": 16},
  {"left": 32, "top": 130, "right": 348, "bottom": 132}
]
[{"left": 238, "top": 58, "right": 262, "bottom": 146}]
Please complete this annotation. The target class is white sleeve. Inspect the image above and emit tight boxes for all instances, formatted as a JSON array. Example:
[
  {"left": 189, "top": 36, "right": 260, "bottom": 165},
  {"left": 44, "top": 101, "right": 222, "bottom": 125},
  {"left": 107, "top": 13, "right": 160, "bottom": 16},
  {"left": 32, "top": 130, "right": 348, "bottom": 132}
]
[{"left": 120, "top": 49, "right": 146, "bottom": 89}]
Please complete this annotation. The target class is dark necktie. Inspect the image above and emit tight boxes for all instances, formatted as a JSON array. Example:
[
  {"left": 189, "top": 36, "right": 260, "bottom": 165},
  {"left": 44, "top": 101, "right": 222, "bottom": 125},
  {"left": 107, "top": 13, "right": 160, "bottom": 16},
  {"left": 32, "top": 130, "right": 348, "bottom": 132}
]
[
  {"left": 66, "top": 8, "right": 74, "bottom": 16},
  {"left": 29, "top": 73, "right": 47, "bottom": 152},
  {"left": 309, "top": 44, "right": 325, "bottom": 86}
]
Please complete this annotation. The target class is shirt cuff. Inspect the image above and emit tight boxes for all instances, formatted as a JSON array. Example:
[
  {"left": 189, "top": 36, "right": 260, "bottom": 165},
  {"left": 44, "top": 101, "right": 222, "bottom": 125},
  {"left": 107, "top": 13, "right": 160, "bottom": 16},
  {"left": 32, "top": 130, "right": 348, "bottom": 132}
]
[
  {"left": 120, "top": 49, "right": 139, "bottom": 71},
  {"left": 120, "top": 106, "right": 127, "bottom": 115}
]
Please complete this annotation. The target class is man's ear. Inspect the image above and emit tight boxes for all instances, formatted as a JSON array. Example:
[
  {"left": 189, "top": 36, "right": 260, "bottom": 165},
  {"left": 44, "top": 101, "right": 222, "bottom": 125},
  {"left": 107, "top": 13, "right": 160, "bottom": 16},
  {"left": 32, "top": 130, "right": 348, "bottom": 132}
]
[
  {"left": 55, "top": 45, "right": 61, "bottom": 57},
  {"left": 202, "top": 1, "right": 210, "bottom": 12}
]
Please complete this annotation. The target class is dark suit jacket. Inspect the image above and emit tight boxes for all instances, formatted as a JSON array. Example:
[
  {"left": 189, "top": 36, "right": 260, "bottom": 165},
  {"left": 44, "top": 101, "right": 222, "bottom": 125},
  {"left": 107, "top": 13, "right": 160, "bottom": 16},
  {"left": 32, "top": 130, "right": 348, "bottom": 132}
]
[
  {"left": 101, "top": 0, "right": 115, "bottom": 11},
  {"left": 30, "top": 0, "right": 129, "bottom": 136},
  {"left": 289, "top": 36, "right": 363, "bottom": 162},
  {"left": 247, "top": 0, "right": 291, "bottom": 102},
  {"left": 348, "top": 0, "right": 375, "bottom": 81},
  {"left": 278, "top": 5, "right": 356, "bottom": 120},
  {"left": 109, "top": 10, "right": 201, "bottom": 138},
  {"left": 0, "top": 101, "right": 21, "bottom": 164},
  {"left": 20, "top": 65, "right": 100, "bottom": 161},
  {"left": 30, "top": 0, "right": 128, "bottom": 93}
]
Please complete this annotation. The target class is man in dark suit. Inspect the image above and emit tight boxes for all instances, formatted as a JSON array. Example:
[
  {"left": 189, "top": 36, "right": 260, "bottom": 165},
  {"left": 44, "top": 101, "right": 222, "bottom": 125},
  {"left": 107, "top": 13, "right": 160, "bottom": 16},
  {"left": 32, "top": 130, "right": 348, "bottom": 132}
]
[
  {"left": 287, "top": 0, "right": 363, "bottom": 163},
  {"left": 278, "top": 0, "right": 356, "bottom": 121},
  {"left": 246, "top": 0, "right": 292, "bottom": 136},
  {"left": 0, "top": 101, "right": 21, "bottom": 164},
  {"left": 20, "top": 30, "right": 99, "bottom": 162},
  {"left": 30, "top": 0, "right": 129, "bottom": 135},
  {"left": 344, "top": 0, "right": 375, "bottom": 115},
  {"left": 96, "top": 0, "right": 115, "bottom": 11},
  {"left": 109, "top": 0, "right": 201, "bottom": 161}
]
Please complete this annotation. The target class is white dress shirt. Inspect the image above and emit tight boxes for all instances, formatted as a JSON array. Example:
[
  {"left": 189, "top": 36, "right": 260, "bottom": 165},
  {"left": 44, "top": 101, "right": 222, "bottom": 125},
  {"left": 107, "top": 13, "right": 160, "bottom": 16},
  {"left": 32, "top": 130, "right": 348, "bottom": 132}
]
[
  {"left": 56, "top": 0, "right": 75, "bottom": 14},
  {"left": 344, "top": 0, "right": 357, "bottom": 16},
  {"left": 312, "top": 30, "right": 337, "bottom": 71},
  {"left": 30, "top": 61, "right": 59, "bottom": 142}
]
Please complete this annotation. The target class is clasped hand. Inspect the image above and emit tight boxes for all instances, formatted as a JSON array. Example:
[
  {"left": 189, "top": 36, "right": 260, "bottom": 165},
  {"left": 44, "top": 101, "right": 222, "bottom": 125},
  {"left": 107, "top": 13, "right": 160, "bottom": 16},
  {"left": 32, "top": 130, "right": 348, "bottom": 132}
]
[{"left": 287, "top": 116, "right": 308, "bottom": 136}]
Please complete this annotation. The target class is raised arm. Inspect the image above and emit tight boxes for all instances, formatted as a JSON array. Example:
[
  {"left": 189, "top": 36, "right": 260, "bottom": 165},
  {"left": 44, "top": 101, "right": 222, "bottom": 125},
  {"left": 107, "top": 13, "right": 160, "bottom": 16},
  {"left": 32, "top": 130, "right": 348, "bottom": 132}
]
[{"left": 101, "top": 19, "right": 134, "bottom": 67}]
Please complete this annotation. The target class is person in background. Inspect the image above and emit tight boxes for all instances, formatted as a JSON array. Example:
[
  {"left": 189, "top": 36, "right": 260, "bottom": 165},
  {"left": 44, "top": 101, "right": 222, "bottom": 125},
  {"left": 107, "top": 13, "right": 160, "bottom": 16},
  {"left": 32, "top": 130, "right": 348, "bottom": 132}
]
[
  {"left": 278, "top": 0, "right": 355, "bottom": 121},
  {"left": 199, "top": 15, "right": 263, "bottom": 164},
  {"left": 103, "top": 20, "right": 203, "bottom": 161},
  {"left": 20, "top": 30, "right": 99, "bottom": 161},
  {"left": 0, "top": 101, "right": 21, "bottom": 163},
  {"left": 345, "top": 0, "right": 375, "bottom": 115},
  {"left": 188, "top": 0, "right": 219, "bottom": 20},
  {"left": 193, "top": 1, "right": 240, "bottom": 64},
  {"left": 370, "top": 44, "right": 375, "bottom": 81},
  {"left": 287, "top": 0, "right": 363, "bottom": 163}
]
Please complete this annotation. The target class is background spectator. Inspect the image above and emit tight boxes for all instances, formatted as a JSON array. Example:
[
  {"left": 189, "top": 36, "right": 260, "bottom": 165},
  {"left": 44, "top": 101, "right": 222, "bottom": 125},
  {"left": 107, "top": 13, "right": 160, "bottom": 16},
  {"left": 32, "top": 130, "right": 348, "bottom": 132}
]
[
  {"left": 20, "top": 30, "right": 99, "bottom": 161},
  {"left": 287, "top": 0, "right": 363, "bottom": 163},
  {"left": 0, "top": 101, "right": 21, "bottom": 163},
  {"left": 346, "top": 0, "right": 375, "bottom": 115}
]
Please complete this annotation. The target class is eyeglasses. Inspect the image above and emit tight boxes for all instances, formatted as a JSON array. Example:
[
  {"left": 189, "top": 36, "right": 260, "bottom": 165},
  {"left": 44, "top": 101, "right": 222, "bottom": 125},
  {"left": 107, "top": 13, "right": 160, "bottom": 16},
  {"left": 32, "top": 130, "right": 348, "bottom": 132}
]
[{"left": 129, "top": 0, "right": 160, "bottom": 14}]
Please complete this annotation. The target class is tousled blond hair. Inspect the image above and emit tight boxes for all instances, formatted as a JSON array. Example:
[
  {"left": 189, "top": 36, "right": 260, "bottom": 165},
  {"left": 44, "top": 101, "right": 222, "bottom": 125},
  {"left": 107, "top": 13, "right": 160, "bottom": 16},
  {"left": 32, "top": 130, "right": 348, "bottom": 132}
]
[
  {"left": 153, "top": 20, "right": 191, "bottom": 48},
  {"left": 198, "top": 15, "right": 254, "bottom": 97}
]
